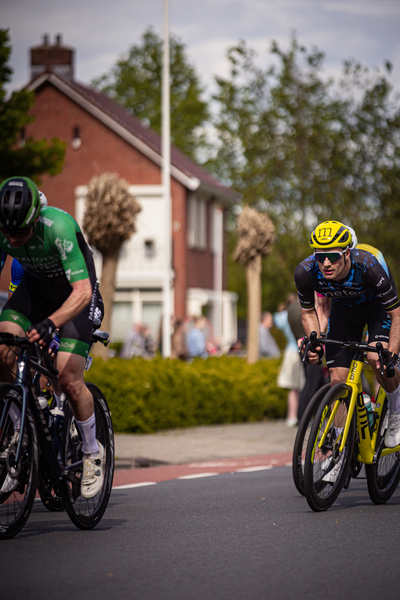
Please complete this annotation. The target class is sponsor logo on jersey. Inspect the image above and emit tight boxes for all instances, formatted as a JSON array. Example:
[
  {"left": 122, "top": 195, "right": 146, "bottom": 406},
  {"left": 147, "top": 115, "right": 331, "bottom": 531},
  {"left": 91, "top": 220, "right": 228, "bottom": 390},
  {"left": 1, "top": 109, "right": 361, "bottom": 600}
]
[
  {"left": 39, "top": 216, "right": 53, "bottom": 227},
  {"left": 376, "top": 276, "right": 386, "bottom": 288},
  {"left": 65, "top": 269, "right": 71, "bottom": 281},
  {"left": 55, "top": 237, "right": 74, "bottom": 260}
]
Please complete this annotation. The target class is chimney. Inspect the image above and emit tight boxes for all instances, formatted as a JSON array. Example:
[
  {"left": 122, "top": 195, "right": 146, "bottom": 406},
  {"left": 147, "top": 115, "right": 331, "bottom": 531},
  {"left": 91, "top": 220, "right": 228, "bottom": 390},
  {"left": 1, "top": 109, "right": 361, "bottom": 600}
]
[{"left": 30, "top": 34, "right": 75, "bottom": 81}]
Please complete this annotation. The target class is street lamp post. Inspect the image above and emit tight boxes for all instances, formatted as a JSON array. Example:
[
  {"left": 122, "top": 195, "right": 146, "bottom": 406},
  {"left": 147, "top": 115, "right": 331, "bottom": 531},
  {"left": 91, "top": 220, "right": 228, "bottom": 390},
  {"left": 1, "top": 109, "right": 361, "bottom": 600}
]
[{"left": 162, "top": 0, "right": 172, "bottom": 357}]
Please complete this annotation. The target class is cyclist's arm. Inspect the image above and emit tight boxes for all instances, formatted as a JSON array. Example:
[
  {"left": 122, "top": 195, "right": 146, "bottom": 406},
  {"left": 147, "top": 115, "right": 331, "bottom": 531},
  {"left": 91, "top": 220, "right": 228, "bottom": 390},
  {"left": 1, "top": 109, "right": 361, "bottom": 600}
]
[
  {"left": 316, "top": 294, "right": 330, "bottom": 333},
  {"left": 26, "top": 278, "right": 92, "bottom": 344}
]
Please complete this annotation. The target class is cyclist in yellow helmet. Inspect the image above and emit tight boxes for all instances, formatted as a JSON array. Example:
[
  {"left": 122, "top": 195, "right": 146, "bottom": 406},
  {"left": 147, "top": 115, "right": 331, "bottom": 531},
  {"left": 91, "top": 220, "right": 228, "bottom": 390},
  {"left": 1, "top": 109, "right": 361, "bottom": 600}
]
[{"left": 295, "top": 220, "right": 400, "bottom": 448}]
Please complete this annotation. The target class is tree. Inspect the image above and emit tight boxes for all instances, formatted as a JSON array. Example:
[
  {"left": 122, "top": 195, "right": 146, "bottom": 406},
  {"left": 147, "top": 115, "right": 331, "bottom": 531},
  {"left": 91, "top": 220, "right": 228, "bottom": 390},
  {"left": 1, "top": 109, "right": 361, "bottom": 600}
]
[
  {"left": 0, "top": 29, "right": 65, "bottom": 182},
  {"left": 92, "top": 27, "right": 210, "bottom": 162},
  {"left": 209, "top": 35, "right": 400, "bottom": 309},
  {"left": 83, "top": 173, "right": 141, "bottom": 358},
  {"left": 233, "top": 206, "right": 275, "bottom": 364}
]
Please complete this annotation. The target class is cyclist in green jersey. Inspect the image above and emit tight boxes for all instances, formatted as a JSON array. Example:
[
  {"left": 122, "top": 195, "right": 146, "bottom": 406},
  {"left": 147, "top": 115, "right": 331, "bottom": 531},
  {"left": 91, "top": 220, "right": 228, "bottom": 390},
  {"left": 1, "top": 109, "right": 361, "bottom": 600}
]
[{"left": 0, "top": 176, "right": 104, "bottom": 498}]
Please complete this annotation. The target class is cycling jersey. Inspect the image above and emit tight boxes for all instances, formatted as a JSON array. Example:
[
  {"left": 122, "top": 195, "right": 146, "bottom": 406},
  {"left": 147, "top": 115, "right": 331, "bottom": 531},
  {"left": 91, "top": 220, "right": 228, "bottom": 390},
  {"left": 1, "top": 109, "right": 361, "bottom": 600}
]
[
  {"left": 0, "top": 207, "right": 98, "bottom": 358},
  {"left": 295, "top": 249, "right": 399, "bottom": 312},
  {"left": 0, "top": 207, "right": 93, "bottom": 284}
]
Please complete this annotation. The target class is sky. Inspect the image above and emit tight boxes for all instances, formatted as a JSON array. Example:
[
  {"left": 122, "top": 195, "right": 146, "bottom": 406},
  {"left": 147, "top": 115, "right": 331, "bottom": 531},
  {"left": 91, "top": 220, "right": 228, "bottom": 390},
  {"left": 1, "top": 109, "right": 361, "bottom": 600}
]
[{"left": 3, "top": 0, "right": 400, "bottom": 98}]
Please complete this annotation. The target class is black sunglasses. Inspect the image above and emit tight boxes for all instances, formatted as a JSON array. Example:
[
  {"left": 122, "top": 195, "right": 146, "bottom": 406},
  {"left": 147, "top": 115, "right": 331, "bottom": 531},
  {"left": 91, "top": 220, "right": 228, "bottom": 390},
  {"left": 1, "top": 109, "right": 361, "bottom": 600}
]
[{"left": 314, "top": 249, "right": 346, "bottom": 264}]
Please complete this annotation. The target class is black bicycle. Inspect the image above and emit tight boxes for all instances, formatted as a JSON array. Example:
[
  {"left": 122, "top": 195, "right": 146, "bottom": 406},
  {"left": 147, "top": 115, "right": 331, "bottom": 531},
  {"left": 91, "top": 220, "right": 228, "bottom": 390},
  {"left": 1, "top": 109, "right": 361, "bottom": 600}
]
[{"left": 0, "top": 327, "right": 114, "bottom": 539}]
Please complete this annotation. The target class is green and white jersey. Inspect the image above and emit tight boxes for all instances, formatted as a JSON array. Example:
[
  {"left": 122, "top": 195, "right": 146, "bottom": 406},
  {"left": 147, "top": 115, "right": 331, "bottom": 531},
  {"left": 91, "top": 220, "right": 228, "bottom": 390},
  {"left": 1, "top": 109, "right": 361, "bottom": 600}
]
[{"left": 0, "top": 207, "right": 95, "bottom": 285}]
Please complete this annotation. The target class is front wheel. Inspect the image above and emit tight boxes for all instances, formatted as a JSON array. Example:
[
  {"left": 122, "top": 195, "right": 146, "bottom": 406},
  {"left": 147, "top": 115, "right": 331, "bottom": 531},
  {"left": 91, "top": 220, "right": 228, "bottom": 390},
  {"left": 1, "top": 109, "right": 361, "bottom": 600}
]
[
  {"left": 60, "top": 383, "right": 114, "bottom": 530},
  {"left": 292, "top": 383, "right": 330, "bottom": 496},
  {"left": 366, "top": 397, "right": 400, "bottom": 504},
  {"left": 304, "top": 383, "right": 355, "bottom": 512},
  {"left": 0, "top": 385, "right": 39, "bottom": 539}
]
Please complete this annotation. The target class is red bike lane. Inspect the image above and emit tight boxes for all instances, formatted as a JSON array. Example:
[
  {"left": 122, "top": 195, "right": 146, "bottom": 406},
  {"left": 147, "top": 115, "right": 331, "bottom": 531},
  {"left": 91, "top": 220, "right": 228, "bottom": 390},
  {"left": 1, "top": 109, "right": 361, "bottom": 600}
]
[{"left": 113, "top": 451, "right": 293, "bottom": 488}]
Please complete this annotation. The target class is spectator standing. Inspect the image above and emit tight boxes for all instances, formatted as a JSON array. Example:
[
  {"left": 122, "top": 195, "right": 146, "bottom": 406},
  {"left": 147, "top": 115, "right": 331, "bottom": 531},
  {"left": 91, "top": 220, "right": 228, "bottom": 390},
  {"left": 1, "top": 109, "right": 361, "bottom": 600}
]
[
  {"left": 274, "top": 294, "right": 305, "bottom": 426},
  {"left": 171, "top": 318, "right": 188, "bottom": 360},
  {"left": 120, "top": 324, "right": 145, "bottom": 358},
  {"left": 259, "top": 312, "right": 280, "bottom": 358},
  {"left": 186, "top": 316, "right": 208, "bottom": 358}
]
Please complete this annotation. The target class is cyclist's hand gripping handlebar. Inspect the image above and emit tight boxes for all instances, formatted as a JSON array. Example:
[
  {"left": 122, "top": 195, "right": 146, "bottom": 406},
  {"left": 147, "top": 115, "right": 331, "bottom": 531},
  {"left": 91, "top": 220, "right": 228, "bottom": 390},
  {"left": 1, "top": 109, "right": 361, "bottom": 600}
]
[
  {"left": 376, "top": 342, "right": 398, "bottom": 378},
  {"left": 300, "top": 331, "right": 324, "bottom": 365}
]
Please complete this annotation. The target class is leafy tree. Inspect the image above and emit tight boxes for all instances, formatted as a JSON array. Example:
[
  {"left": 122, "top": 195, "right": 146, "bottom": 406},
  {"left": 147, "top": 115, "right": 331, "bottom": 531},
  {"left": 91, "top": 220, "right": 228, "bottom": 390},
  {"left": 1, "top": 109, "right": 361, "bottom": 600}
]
[
  {"left": 0, "top": 29, "right": 65, "bottom": 182},
  {"left": 209, "top": 35, "right": 400, "bottom": 309},
  {"left": 92, "top": 27, "right": 210, "bottom": 161}
]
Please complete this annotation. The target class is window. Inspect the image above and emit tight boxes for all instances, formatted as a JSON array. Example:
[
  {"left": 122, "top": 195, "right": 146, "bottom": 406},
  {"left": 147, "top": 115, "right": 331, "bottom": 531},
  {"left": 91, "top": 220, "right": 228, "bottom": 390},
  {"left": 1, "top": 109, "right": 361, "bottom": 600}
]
[{"left": 187, "top": 194, "right": 207, "bottom": 250}]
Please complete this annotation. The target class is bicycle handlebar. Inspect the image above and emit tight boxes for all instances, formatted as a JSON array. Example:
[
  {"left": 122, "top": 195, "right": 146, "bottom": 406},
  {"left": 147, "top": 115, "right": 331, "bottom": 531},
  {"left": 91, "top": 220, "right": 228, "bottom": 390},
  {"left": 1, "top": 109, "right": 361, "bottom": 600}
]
[
  {"left": 0, "top": 333, "right": 59, "bottom": 378},
  {"left": 300, "top": 331, "right": 391, "bottom": 377}
]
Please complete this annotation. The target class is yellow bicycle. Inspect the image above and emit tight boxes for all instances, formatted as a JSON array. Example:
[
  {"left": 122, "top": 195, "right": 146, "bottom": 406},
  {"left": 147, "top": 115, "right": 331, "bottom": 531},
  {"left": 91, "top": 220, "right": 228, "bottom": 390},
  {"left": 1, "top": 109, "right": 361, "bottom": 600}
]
[{"left": 302, "top": 332, "right": 400, "bottom": 512}]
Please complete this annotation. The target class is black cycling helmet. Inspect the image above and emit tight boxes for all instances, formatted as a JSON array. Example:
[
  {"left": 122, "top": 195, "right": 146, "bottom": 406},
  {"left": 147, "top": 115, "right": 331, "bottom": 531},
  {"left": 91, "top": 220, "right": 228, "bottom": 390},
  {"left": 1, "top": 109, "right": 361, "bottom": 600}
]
[{"left": 0, "top": 176, "right": 41, "bottom": 234}]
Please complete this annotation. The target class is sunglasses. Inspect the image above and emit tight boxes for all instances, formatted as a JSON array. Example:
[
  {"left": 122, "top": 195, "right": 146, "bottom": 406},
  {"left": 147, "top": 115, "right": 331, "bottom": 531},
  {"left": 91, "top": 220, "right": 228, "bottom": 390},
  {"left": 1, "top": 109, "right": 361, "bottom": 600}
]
[{"left": 314, "top": 249, "right": 346, "bottom": 264}]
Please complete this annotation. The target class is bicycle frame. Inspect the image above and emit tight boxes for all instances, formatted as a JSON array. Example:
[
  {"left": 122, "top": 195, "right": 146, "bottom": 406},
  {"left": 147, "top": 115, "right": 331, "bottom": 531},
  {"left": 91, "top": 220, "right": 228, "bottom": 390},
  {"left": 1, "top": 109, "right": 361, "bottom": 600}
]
[
  {"left": 316, "top": 351, "right": 400, "bottom": 465},
  {"left": 0, "top": 345, "right": 78, "bottom": 483}
]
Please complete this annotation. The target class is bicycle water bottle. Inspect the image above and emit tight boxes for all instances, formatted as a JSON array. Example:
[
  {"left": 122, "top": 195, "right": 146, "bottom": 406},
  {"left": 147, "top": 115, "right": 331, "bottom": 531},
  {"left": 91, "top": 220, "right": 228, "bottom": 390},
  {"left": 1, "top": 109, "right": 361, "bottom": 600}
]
[
  {"left": 363, "top": 393, "right": 374, "bottom": 428},
  {"left": 38, "top": 396, "right": 53, "bottom": 429}
]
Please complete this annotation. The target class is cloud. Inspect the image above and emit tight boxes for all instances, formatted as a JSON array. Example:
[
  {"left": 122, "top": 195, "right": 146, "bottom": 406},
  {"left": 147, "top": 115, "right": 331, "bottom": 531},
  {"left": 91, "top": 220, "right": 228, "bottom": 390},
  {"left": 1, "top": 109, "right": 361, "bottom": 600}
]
[{"left": 3, "top": 0, "right": 400, "bottom": 94}]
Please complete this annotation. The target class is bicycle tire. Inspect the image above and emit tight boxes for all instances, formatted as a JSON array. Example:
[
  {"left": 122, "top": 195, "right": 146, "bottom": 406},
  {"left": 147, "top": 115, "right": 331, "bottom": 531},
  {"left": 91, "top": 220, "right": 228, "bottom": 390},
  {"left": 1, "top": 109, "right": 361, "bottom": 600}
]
[
  {"left": 304, "top": 383, "right": 355, "bottom": 512},
  {"left": 60, "top": 383, "right": 114, "bottom": 530},
  {"left": 0, "top": 384, "right": 39, "bottom": 539},
  {"left": 366, "top": 397, "right": 400, "bottom": 504},
  {"left": 292, "top": 383, "right": 330, "bottom": 496}
]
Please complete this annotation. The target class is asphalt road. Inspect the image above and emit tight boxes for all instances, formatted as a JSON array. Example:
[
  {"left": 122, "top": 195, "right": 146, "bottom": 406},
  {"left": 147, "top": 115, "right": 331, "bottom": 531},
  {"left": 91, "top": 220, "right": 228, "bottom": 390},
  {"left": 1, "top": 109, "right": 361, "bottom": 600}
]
[{"left": 3, "top": 465, "right": 400, "bottom": 600}]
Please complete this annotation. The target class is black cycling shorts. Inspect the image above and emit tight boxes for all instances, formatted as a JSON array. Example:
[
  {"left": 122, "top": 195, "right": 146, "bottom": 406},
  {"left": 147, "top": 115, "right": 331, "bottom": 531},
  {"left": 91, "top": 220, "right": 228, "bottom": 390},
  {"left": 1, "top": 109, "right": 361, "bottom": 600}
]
[
  {"left": 326, "top": 300, "right": 391, "bottom": 369},
  {"left": 0, "top": 273, "right": 99, "bottom": 359}
]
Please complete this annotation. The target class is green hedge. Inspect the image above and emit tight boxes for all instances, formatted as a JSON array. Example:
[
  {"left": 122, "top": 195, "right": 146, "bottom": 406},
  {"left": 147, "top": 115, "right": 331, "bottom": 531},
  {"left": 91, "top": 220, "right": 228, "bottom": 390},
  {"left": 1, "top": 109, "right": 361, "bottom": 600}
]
[{"left": 84, "top": 356, "right": 287, "bottom": 433}]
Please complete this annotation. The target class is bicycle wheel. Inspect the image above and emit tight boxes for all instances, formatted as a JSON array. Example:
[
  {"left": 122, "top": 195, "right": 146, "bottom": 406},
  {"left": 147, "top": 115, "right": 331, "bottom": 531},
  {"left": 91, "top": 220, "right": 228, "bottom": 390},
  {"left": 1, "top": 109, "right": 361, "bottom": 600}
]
[
  {"left": 304, "top": 383, "right": 355, "bottom": 512},
  {"left": 60, "top": 383, "right": 114, "bottom": 530},
  {"left": 292, "top": 383, "right": 330, "bottom": 496},
  {"left": 366, "top": 397, "right": 400, "bottom": 504},
  {"left": 0, "top": 384, "right": 39, "bottom": 539}
]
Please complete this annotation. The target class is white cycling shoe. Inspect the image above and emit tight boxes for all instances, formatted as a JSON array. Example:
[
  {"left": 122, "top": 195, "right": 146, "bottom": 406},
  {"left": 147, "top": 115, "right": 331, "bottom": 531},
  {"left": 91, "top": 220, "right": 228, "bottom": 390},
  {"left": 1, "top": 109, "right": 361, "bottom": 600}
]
[
  {"left": 81, "top": 442, "right": 105, "bottom": 499},
  {"left": 384, "top": 413, "right": 400, "bottom": 448}
]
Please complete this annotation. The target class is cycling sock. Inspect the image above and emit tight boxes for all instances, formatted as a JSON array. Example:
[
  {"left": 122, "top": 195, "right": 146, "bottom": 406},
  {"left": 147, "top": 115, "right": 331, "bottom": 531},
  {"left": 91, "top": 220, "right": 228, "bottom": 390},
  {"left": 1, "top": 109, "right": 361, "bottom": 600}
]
[
  {"left": 386, "top": 384, "right": 400, "bottom": 413},
  {"left": 75, "top": 412, "right": 100, "bottom": 455}
]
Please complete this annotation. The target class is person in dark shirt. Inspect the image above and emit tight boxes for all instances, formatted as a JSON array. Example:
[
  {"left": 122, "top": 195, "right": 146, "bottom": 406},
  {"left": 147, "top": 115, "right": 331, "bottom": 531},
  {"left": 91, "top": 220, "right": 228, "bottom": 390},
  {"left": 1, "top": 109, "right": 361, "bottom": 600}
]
[{"left": 294, "top": 220, "right": 400, "bottom": 449}]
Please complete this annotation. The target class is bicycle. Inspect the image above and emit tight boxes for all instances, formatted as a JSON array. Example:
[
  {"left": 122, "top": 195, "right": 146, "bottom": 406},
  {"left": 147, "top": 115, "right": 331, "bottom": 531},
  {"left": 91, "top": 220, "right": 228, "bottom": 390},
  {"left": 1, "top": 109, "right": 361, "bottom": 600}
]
[
  {"left": 301, "top": 332, "right": 400, "bottom": 512},
  {"left": 0, "top": 327, "right": 114, "bottom": 539}
]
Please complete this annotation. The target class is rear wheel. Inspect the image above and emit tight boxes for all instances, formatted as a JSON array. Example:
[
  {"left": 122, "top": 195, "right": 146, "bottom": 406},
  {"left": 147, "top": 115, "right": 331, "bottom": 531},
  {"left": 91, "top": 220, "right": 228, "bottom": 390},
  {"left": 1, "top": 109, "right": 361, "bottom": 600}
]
[
  {"left": 304, "top": 383, "right": 355, "bottom": 512},
  {"left": 366, "top": 397, "right": 400, "bottom": 504},
  {"left": 292, "top": 383, "right": 330, "bottom": 496},
  {"left": 60, "top": 383, "right": 114, "bottom": 530},
  {"left": 0, "top": 385, "right": 39, "bottom": 539}
]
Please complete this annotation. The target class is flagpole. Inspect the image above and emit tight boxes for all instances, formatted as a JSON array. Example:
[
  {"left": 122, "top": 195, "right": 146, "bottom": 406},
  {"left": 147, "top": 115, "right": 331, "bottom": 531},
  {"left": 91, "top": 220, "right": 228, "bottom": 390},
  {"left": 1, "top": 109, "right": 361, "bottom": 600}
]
[{"left": 162, "top": 0, "right": 172, "bottom": 357}]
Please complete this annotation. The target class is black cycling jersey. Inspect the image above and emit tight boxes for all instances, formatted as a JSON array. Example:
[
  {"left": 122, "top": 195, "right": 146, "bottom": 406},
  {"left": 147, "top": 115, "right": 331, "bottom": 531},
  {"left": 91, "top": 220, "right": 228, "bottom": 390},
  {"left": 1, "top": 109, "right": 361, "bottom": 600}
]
[{"left": 294, "top": 249, "right": 399, "bottom": 312}]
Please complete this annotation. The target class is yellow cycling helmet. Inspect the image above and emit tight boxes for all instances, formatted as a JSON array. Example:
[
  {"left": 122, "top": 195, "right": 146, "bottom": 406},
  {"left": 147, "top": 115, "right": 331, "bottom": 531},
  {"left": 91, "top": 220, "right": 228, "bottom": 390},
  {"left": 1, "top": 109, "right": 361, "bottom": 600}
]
[{"left": 309, "top": 220, "right": 352, "bottom": 249}]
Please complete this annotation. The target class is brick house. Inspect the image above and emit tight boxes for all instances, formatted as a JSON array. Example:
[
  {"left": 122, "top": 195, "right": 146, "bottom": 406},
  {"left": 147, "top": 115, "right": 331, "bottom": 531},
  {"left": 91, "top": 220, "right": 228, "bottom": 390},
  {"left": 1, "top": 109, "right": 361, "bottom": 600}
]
[{"left": 11, "top": 35, "right": 240, "bottom": 346}]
